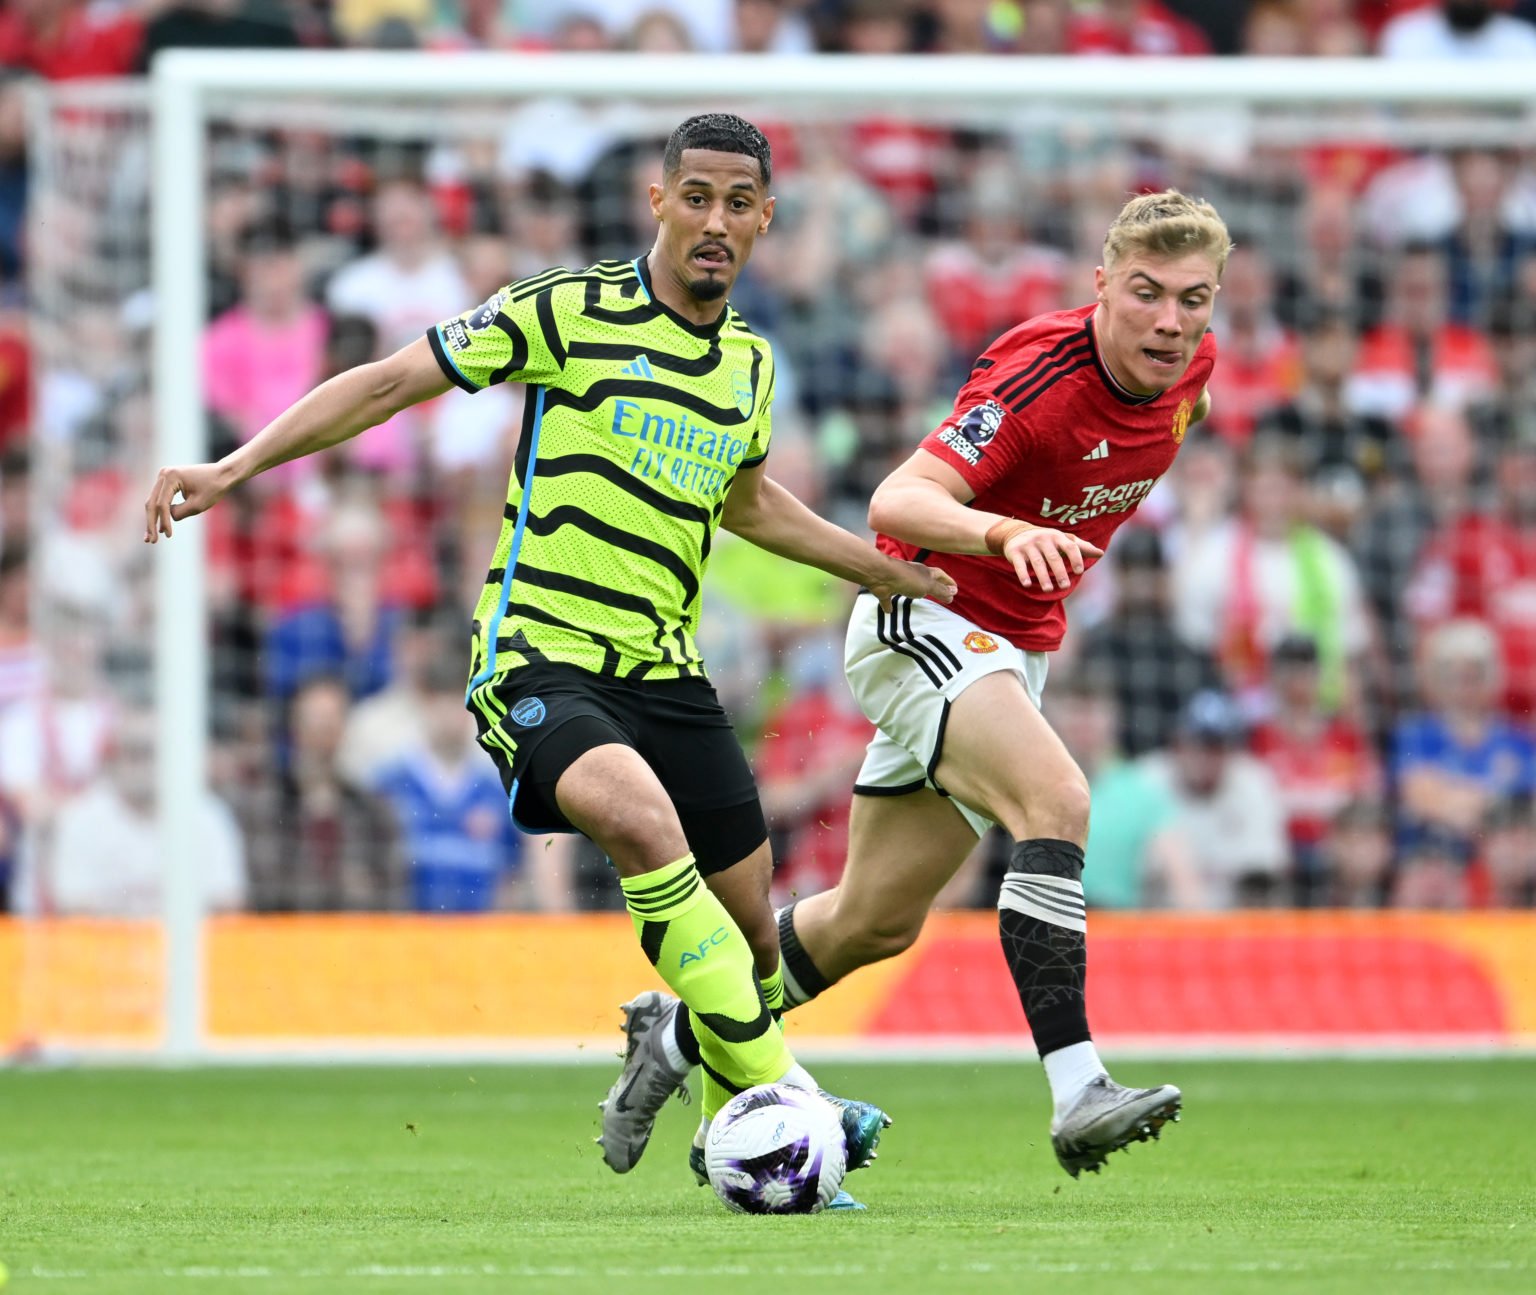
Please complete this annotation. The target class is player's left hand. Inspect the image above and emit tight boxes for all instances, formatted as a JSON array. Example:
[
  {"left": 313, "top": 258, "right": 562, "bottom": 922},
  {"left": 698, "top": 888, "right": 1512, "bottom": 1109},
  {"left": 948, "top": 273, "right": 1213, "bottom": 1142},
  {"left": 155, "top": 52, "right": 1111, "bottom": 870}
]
[{"left": 870, "top": 559, "right": 958, "bottom": 611}]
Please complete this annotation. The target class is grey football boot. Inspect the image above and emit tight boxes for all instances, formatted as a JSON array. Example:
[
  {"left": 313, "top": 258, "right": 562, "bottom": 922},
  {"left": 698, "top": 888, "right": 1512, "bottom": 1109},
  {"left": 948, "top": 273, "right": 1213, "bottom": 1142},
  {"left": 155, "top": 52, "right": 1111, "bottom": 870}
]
[
  {"left": 1050, "top": 1075, "right": 1181, "bottom": 1178},
  {"left": 596, "top": 991, "right": 690, "bottom": 1173}
]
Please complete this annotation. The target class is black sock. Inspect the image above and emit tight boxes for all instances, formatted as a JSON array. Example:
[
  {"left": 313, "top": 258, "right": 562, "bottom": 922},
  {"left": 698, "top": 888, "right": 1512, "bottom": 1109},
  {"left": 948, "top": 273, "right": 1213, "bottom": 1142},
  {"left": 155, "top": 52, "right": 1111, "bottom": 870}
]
[
  {"left": 997, "top": 838, "right": 1090, "bottom": 1057},
  {"left": 672, "top": 1001, "right": 702, "bottom": 1067},
  {"left": 777, "top": 901, "right": 831, "bottom": 1009}
]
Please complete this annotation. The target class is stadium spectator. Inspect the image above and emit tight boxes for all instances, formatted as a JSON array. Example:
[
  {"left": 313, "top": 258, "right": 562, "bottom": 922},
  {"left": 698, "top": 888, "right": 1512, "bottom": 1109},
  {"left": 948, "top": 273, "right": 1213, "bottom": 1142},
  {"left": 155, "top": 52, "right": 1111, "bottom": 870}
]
[
  {"left": 919, "top": 0, "right": 1028, "bottom": 51},
  {"left": 1048, "top": 672, "right": 1201, "bottom": 910},
  {"left": 201, "top": 216, "right": 328, "bottom": 457},
  {"left": 1174, "top": 436, "right": 1371, "bottom": 716},
  {"left": 1347, "top": 243, "right": 1501, "bottom": 421},
  {"left": 1316, "top": 799, "right": 1394, "bottom": 907},
  {"left": 325, "top": 177, "right": 470, "bottom": 354},
  {"left": 0, "top": 0, "right": 143, "bottom": 80},
  {"left": 0, "top": 593, "right": 116, "bottom": 862},
  {"left": 262, "top": 499, "right": 405, "bottom": 705},
  {"left": 1256, "top": 304, "right": 1396, "bottom": 539},
  {"left": 1275, "top": 182, "right": 1384, "bottom": 334},
  {"left": 529, "top": 0, "right": 733, "bottom": 50},
  {"left": 837, "top": 0, "right": 915, "bottom": 52},
  {"left": 337, "top": 612, "right": 451, "bottom": 788},
  {"left": 0, "top": 541, "right": 41, "bottom": 715},
  {"left": 1486, "top": 294, "right": 1536, "bottom": 432},
  {"left": 1390, "top": 617, "right": 1536, "bottom": 868},
  {"left": 40, "top": 709, "right": 246, "bottom": 917},
  {"left": 1139, "top": 690, "right": 1291, "bottom": 907},
  {"left": 1203, "top": 244, "right": 1300, "bottom": 448},
  {"left": 1249, "top": 634, "right": 1381, "bottom": 896},
  {"left": 730, "top": 0, "right": 816, "bottom": 52},
  {"left": 1378, "top": 0, "right": 1536, "bottom": 57},
  {"left": 1391, "top": 839, "right": 1471, "bottom": 908},
  {"left": 1408, "top": 436, "right": 1536, "bottom": 717},
  {"left": 1067, "top": 0, "right": 1213, "bottom": 54},
  {"left": 0, "top": 446, "right": 28, "bottom": 555},
  {"left": 1077, "top": 526, "right": 1222, "bottom": 757},
  {"left": 622, "top": 8, "right": 693, "bottom": 51},
  {"left": 754, "top": 633, "right": 873, "bottom": 903},
  {"left": 1438, "top": 148, "right": 1536, "bottom": 327},
  {"left": 923, "top": 158, "right": 1067, "bottom": 363},
  {"left": 136, "top": 0, "right": 307, "bottom": 71},
  {"left": 1481, "top": 794, "right": 1536, "bottom": 906},
  {"left": 0, "top": 74, "right": 26, "bottom": 292},
  {"left": 1357, "top": 400, "right": 1479, "bottom": 710},
  {"left": 243, "top": 672, "right": 403, "bottom": 911},
  {"left": 372, "top": 652, "right": 547, "bottom": 913}
]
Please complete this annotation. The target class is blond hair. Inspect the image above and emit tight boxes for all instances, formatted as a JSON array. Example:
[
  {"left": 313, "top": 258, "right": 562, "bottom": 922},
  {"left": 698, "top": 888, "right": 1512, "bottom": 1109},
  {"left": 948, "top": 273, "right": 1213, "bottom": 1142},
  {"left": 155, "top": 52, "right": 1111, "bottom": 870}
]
[{"left": 1102, "top": 190, "right": 1233, "bottom": 277}]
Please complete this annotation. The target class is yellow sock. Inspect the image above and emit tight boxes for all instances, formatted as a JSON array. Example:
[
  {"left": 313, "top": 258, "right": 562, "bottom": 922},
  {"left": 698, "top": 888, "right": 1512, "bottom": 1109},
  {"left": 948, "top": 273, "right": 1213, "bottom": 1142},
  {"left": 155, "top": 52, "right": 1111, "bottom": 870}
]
[{"left": 620, "top": 855, "right": 796, "bottom": 1121}]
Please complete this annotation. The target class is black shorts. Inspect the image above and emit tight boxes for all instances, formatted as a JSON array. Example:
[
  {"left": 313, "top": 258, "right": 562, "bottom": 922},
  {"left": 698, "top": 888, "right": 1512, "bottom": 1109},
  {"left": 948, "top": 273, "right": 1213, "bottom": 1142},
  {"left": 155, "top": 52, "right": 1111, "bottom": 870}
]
[{"left": 468, "top": 661, "right": 768, "bottom": 876}]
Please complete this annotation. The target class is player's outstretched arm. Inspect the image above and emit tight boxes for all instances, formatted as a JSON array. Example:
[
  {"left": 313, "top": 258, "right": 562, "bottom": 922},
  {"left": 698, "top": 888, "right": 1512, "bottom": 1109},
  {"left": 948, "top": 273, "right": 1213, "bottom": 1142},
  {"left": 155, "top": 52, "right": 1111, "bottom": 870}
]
[
  {"left": 144, "top": 336, "right": 452, "bottom": 543},
  {"left": 869, "top": 450, "right": 1103, "bottom": 592},
  {"left": 721, "top": 463, "right": 956, "bottom": 610}
]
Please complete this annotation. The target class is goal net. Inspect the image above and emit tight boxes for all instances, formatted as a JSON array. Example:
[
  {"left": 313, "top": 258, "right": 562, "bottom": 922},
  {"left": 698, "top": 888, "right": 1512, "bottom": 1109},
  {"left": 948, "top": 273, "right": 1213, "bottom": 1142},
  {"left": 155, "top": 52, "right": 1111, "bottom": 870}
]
[{"left": 10, "top": 54, "right": 1536, "bottom": 1059}]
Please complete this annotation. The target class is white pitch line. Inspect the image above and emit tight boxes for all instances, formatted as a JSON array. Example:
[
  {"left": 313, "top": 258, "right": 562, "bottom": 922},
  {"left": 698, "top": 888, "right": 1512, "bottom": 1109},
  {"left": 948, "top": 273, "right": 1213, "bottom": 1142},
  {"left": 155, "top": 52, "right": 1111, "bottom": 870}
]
[{"left": 20, "top": 1259, "right": 1530, "bottom": 1281}]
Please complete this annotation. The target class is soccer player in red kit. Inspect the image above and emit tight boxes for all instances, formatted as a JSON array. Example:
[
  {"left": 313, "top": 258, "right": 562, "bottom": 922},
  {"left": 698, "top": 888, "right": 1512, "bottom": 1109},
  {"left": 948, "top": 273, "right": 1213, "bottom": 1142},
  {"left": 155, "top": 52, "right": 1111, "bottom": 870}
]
[
  {"left": 615, "top": 190, "right": 1229, "bottom": 1202},
  {"left": 771, "top": 190, "right": 1230, "bottom": 1179}
]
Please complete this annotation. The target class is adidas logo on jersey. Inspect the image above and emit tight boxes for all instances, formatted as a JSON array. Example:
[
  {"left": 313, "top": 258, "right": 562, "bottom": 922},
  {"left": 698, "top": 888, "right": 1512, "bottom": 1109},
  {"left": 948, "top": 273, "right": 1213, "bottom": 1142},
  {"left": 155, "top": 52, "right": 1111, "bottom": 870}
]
[
  {"left": 621, "top": 354, "right": 656, "bottom": 379},
  {"left": 1082, "top": 440, "right": 1109, "bottom": 461}
]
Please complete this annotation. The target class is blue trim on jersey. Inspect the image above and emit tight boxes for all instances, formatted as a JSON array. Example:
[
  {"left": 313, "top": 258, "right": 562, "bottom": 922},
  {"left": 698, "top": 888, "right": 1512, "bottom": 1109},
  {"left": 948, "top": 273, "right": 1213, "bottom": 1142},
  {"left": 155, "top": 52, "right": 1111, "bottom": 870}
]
[
  {"left": 433, "top": 323, "right": 475, "bottom": 388},
  {"left": 631, "top": 257, "right": 652, "bottom": 302},
  {"left": 468, "top": 383, "right": 546, "bottom": 697}
]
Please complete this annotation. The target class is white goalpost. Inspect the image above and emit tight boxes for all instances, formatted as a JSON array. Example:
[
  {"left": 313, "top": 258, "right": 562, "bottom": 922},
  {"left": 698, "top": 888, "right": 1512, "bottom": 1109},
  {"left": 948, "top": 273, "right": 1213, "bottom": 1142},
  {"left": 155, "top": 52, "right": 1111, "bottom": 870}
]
[{"left": 28, "top": 50, "right": 1536, "bottom": 1060}]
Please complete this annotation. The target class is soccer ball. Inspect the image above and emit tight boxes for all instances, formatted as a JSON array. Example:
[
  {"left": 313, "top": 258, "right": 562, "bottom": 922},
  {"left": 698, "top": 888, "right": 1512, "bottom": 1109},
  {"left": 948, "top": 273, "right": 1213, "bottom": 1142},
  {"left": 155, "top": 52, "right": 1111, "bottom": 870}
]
[{"left": 704, "top": 1083, "right": 847, "bottom": 1214}]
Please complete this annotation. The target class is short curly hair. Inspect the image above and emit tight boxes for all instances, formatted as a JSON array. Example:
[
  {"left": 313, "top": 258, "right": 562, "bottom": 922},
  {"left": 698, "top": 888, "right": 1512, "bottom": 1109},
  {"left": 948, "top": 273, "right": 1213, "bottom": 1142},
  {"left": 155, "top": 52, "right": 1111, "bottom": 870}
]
[{"left": 663, "top": 113, "right": 772, "bottom": 187}]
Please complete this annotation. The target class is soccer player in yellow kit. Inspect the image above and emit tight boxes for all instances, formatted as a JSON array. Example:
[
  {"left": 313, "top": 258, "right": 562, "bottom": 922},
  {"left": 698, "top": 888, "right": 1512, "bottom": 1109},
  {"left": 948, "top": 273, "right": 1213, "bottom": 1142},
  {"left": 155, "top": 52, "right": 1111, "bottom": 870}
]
[{"left": 145, "top": 114, "right": 953, "bottom": 1206}]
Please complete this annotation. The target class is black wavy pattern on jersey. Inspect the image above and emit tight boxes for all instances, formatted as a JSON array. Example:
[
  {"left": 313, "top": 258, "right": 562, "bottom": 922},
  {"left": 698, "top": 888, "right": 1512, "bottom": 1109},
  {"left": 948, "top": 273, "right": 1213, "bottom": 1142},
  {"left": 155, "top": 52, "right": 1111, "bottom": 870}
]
[
  {"left": 496, "top": 609, "right": 623, "bottom": 676},
  {"left": 500, "top": 562, "right": 674, "bottom": 662},
  {"left": 487, "top": 312, "right": 530, "bottom": 386},
  {"left": 541, "top": 348, "right": 762, "bottom": 425},
  {"left": 566, "top": 335, "right": 724, "bottom": 377},
  {"left": 517, "top": 453, "right": 713, "bottom": 526},
  {"left": 518, "top": 504, "right": 701, "bottom": 606},
  {"left": 506, "top": 265, "right": 633, "bottom": 304},
  {"left": 535, "top": 291, "right": 566, "bottom": 367},
  {"left": 1003, "top": 358, "right": 1093, "bottom": 416},
  {"left": 991, "top": 331, "right": 1090, "bottom": 404}
]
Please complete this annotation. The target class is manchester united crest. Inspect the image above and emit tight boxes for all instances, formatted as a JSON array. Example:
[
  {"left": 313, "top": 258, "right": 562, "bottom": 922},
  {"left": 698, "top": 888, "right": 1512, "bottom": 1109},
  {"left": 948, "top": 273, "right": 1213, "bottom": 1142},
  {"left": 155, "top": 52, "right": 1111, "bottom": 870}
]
[
  {"left": 962, "top": 631, "right": 999, "bottom": 655},
  {"left": 1171, "top": 397, "right": 1193, "bottom": 445}
]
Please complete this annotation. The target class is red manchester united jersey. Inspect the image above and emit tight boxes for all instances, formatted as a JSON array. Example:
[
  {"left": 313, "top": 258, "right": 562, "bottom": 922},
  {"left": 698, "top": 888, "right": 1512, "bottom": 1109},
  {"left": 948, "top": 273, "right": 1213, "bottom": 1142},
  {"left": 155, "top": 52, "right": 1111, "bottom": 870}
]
[{"left": 879, "top": 303, "right": 1217, "bottom": 651}]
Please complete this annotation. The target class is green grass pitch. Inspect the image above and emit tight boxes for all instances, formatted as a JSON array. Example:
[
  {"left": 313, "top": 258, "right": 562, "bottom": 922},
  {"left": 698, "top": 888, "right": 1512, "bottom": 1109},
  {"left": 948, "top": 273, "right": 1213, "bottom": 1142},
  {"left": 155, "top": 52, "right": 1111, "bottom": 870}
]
[{"left": 2, "top": 1059, "right": 1533, "bottom": 1294}]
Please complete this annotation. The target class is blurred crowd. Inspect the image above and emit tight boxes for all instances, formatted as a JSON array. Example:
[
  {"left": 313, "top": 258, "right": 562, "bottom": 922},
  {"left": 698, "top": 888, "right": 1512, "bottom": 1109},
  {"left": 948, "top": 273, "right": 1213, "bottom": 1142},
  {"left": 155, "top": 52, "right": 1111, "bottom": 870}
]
[
  {"left": 5, "top": 0, "right": 1536, "bottom": 62},
  {"left": 2, "top": 0, "right": 1536, "bottom": 917}
]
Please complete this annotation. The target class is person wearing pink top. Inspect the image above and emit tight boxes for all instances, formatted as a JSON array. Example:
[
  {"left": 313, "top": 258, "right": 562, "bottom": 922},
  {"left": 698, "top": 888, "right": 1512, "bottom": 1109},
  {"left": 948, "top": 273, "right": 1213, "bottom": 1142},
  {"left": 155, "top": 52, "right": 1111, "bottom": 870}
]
[{"left": 201, "top": 217, "right": 327, "bottom": 475}]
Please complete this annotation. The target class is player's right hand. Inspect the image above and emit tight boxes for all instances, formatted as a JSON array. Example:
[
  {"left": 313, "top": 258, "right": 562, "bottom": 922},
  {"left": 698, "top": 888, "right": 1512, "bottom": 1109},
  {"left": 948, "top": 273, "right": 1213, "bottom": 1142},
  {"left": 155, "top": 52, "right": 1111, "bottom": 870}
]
[
  {"left": 143, "top": 462, "right": 229, "bottom": 543},
  {"left": 999, "top": 527, "right": 1104, "bottom": 592}
]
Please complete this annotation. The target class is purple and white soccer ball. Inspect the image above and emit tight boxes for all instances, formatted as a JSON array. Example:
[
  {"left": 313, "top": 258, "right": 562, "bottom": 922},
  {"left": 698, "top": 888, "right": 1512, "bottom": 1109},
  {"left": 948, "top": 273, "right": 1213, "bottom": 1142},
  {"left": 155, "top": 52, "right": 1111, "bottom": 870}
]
[{"left": 704, "top": 1083, "right": 848, "bottom": 1214}]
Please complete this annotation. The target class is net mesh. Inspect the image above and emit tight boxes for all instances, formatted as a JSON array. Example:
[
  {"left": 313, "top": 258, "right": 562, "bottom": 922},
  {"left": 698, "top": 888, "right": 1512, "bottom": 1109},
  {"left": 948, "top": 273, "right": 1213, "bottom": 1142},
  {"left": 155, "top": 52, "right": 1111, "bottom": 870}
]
[{"left": 9, "top": 77, "right": 1536, "bottom": 1053}]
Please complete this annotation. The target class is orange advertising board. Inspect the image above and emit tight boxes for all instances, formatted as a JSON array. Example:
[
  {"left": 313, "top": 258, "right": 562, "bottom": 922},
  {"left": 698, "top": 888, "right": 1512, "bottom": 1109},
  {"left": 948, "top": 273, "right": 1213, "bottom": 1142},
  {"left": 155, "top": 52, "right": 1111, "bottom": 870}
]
[{"left": 2, "top": 911, "right": 1533, "bottom": 1052}]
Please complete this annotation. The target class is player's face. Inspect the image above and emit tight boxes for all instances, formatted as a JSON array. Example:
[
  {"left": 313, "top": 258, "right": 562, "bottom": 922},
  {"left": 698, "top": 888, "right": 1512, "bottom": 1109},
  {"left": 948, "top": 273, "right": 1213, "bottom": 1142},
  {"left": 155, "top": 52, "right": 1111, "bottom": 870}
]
[
  {"left": 1093, "top": 250, "right": 1220, "bottom": 395},
  {"left": 650, "top": 148, "right": 774, "bottom": 309}
]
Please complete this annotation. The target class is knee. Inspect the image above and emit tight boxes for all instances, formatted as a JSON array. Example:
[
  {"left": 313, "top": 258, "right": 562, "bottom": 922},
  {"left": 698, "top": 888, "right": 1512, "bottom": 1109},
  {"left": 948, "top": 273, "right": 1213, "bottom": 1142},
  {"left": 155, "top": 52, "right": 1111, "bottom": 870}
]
[
  {"left": 1021, "top": 773, "right": 1091, "bottom": 846},
  {"left": 838, "top": 900, "right": 925, "bottom": 964},
  {"left": 599, "top": 801, "right": 686, "bottom": 874}
]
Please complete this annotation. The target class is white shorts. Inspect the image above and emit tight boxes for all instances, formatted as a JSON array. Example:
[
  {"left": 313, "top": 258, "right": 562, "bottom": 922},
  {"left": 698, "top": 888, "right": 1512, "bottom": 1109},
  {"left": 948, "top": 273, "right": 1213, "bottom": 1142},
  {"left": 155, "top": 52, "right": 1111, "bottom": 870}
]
[{"left": 844, "top": 593, "right": 1049, "bottom": 838}]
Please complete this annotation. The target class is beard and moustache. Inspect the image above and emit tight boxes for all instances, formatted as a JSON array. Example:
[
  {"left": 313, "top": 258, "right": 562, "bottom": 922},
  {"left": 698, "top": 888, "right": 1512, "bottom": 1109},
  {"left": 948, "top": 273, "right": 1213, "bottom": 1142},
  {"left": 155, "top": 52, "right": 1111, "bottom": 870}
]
[{"left": 1444, "top": 1, "right": 1495, "bottom": 33}]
